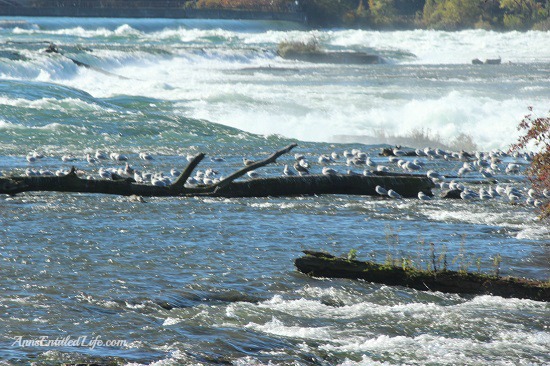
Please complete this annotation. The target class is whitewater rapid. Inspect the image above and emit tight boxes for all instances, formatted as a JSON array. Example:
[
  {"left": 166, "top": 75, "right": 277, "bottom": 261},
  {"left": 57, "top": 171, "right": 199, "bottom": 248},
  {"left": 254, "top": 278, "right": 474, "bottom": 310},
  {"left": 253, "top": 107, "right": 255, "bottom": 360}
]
[{"left": 1, "top": 18, "right": 549, "bottom": 151}]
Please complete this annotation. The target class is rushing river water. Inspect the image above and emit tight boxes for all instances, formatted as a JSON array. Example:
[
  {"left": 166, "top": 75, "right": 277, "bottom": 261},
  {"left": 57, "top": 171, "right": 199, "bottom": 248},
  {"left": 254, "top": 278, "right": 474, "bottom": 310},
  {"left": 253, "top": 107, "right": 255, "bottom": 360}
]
[{"left": 0, "top": 17, "right": 549, "bottom": 365}]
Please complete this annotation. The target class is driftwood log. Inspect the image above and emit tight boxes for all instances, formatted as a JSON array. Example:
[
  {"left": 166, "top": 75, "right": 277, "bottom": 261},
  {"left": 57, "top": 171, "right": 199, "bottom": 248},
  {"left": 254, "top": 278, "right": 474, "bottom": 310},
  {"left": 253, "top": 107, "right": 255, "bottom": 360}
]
[
  {"left": 295, "top": 251, "right": 550, "bottom": 302},
  {"left": 0, "top": 144, "right": 435, "bottom": 198}
]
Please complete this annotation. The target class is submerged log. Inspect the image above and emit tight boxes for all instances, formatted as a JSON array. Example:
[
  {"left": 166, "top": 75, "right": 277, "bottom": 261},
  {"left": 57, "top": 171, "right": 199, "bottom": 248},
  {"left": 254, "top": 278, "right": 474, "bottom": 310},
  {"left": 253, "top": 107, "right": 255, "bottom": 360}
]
[
  {"left": 295, "top": 251, "right": 550, "bottom": 302},
  {"left": 279, "top": 50, "right": 383, "bottom": 65}
]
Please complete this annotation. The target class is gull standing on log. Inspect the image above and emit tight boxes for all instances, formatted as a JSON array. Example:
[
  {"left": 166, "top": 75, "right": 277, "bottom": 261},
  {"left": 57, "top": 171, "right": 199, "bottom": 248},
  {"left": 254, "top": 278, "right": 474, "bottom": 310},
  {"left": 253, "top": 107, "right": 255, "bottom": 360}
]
[
  {"left": 293, "top": 162, "right": 309, "bottom": 176},
  {"left": 283, "top": 164, "right": 295, "bottom": 176}
]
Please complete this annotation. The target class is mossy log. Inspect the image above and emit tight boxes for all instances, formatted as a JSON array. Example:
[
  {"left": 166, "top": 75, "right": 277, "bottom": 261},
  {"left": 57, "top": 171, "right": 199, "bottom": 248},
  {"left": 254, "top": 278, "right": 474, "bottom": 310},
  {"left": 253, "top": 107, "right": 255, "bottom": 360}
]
[
  {"left": 0, "top": 144, "right": 434, "bottom": 198},
  {"left": 295, "top": 251, "right": 549, "bottom": 302}
]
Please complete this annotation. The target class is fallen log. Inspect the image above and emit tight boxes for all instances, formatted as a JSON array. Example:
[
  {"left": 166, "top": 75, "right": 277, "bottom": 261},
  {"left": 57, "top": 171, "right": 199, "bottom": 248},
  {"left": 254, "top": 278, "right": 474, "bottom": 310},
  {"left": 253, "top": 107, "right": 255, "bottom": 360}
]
[
  {"left": 0, "top": 144, "right": 434, "bottom": 198},
  {"left": 212, "top": 173, "right": 434, "bottom": 198},
  {"left": 0, "top": 171, "right": 434, "bottom": 198},
  {"left": 295, "top": 251, "right": 550, "bottom": 302}
]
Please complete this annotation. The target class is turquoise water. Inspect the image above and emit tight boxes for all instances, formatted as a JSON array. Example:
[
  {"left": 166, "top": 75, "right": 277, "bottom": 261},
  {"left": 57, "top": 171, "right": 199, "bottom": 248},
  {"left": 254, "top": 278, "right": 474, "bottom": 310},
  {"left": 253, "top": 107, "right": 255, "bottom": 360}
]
[{"left": 0, "top": 17, "right": 549, "bottom": 365}]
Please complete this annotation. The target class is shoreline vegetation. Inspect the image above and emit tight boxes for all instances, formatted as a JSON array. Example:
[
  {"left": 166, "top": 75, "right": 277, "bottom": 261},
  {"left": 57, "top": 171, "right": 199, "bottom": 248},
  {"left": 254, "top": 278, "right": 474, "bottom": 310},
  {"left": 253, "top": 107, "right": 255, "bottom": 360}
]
[{"left": 1, "top": 0, "right": 549, "bottom": 31}]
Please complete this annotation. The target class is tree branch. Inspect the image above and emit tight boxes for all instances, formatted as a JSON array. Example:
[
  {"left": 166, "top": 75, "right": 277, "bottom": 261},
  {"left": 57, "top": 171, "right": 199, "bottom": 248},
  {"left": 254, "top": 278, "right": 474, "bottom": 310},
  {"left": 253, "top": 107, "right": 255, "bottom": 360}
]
[
  {"left": 169, "top": 153, "right": 205, "bottom": 191},
  {"left": 211, "top": 143, "right": 298, "bottom": 192}
]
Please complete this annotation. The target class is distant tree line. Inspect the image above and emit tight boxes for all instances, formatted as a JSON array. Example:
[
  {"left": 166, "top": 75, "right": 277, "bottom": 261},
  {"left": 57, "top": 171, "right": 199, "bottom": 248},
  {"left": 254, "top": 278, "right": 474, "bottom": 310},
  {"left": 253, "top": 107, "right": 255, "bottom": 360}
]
[
  {"left": 15, "top": 0, "right": 550, "bottom": 30},
  {"left": 302, "top": 0, "right": 550, "bottom": 30}
]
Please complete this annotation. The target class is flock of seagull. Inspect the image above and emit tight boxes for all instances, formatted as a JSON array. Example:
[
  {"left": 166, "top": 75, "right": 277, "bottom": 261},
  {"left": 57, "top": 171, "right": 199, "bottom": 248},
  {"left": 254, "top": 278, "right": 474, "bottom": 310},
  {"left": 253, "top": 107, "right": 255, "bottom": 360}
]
[{"left": 2, "top": 146, "right": 548, "bottom": 207}]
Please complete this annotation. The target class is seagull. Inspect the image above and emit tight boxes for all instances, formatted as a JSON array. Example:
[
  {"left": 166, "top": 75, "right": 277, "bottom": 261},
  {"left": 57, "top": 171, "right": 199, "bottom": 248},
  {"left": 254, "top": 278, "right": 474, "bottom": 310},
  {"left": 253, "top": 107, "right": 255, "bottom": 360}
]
[
  {"left": 479, "top": 188, "right": 491, "bottom": 200},
  {"left": 39, "top": 169, "right": 54, "bottom": 176},
  {"left": 283, "top": 164, "right": 295, "bottom": 176},
  {"left": 55, "top": 169, "right": 68, "bottom": 177},
  {"left": 61, "top": 155, "right": 77, "bottom": 162},
  {"left": 25, "top": 168, "right": 38, "bottom": 176},
  {"left": 460, "top": 190, "right": 477, "bottom": 200},
  {"left": 415, "top": 149, "right": 427, "bottom": 157},
  {"left": 298, "top": 159, "right": 310, "bottom": 169},
  {"left": 375, "top": 185, "right": 388, "bottom": 196},
  {"left": 247, "top": 170, "right": 259, "bottom": 178},
  {"left": 343, "top": 150, "right": 354, "bottom": 159},
  {"left": 403, "top": 161, "right": 421, "bottom": 171},
  {"left": 426, "top": 170, "right": 441, "bottom": 180},
  {"left": 170, "top": 168, "right": 181, "bottom": 177},
  {"left": 151, "top": 177, "right": 167, "bottom": 187},
  {"left": 124, "top": 163, "right": 134, "bottom": 176},
  {"left": 95, "top": 150, "right": 108, "bottom": 160},
  {"left": 393, "top": 148, "right": 406, "bottom": 157},
  {"left": 99, "top": 168, "right": 112, "bottom": 179},
  {"left": 318, "top": 154, "right": 332, "bottom": 165},
  {"left": 205, "top": 168, "right": 219, "bottom": 177},
  {"left": 322, "top": 167, "right": 338, "bottom": 176},
  {"left": 243, "top": 158, "right": 255, "bottom": 166},
  {"left": 480, "top": 169, "right": 493, "bottom": 178},
  {"left": 505, "top": 163, "right": 520, "bottom": 174},
  {"left": 139, "top": 152, "right": 154, "bottom": 161},
  {"left": 508, "top": 194, "right": 520, "bottom": 203},
  {"left": 111, "top": 153, "right": 128, "bottom": 162},
  {"left": 388, "top": 189, "right": 402, "bottom": 199},
  {"left": 293, "top": 162, "right": 309, "bottom": 176},
  {"left": 31, "top": 151, "right": 44, "bottom": 159},
  {"left": 133, "top": 172, "right": 144, "bottom": 183},
  {"left": 363, "top": 169, "right": 373, "bottom": 176},
  {"left": 86, "top": 154, "right": 98, "bottom": 164},
  {"left": 186, "top": 176, "right": 199, "bottom": 185},
  {"left": 418, "top": 191, "right": 432, "bottom": 200},
  {"left": 527, "top": 188, "right": 538, "bottom": 199}
]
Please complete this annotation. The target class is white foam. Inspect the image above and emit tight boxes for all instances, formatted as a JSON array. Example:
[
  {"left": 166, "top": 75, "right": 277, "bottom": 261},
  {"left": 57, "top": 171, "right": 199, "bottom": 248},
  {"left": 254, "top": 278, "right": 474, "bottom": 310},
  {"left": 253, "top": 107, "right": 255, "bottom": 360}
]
[
  {"left": 246, "top": 316, "right": 333, "bottom": 341},
  {"left": 328, "top": 29, "right": 550, "bottom": 64},
  {"left": 162, "top": 317, "right": 182, "bottom": 326},
  {"left": 5, "top": 25, "right": 550, "bottom": 152}
]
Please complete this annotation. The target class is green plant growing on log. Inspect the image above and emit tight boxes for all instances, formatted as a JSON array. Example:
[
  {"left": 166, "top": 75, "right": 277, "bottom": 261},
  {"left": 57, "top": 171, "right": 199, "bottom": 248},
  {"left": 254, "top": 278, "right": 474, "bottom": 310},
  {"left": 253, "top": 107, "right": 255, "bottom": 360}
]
[
  {"left": 452, "top": 235, "right": 468, "bottom": 273},
  {"left": 437, "top": 244, "right": 448, "bottom": 272},
  {"left": 493, "top": 253, "right": 502, "bottom": 277},
  {"left": 401, "top": 257, "right": 413, "bottom": 270},
  {"left": 384, "top": 224, "right": 401, "bottom": 266},
  {"left": 347, "top": 248, "right": 358, "bottom": 260},
  {"left": 511, "top": 108, "right": 550, "bottom": 220},
  {"left": 476, "top": 257, "right": 482, "bottom": 274},
  {"left": 430, "top": 242, "right": 436, "bottom": 272}
]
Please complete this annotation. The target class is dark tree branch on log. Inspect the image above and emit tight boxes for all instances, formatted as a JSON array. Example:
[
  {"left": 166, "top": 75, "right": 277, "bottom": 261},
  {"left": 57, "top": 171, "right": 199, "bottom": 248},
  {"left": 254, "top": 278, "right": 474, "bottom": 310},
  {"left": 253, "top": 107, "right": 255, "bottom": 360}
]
[
  {"left": 211, "top": 143, "right": 298, "bottom": 193},
  {"left": 169, "top": 153, "right": 205, "bottom": 191}
]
